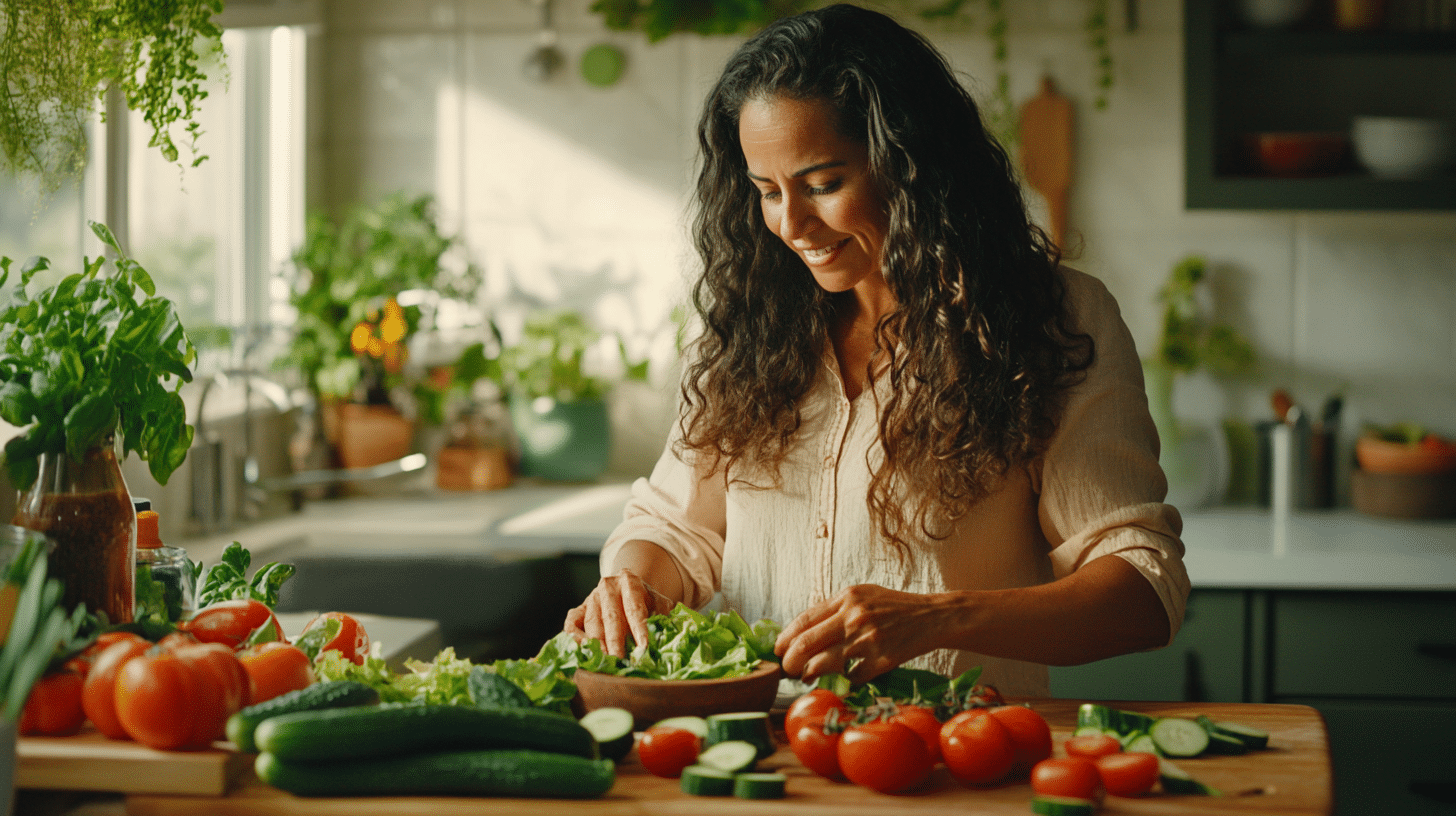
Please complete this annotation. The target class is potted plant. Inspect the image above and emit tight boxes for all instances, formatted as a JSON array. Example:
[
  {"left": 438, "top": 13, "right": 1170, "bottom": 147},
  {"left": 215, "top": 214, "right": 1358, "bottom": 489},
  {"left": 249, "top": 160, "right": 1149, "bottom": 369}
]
[
  {"left": 0, "top": 223, "right": 195, "bottom": 624},
  {"left": 419, "top": 341, "right": 515, "bottom": 491},
  {"left": 283, "top": 193, "right": 481, "bottom": 470}
]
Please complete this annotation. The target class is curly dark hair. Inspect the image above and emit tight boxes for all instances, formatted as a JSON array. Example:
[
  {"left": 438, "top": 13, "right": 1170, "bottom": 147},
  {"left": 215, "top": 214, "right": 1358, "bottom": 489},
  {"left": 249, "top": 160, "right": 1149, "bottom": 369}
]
[{"left": 682, "top": 3, "right": 1094, "bottom": 554}]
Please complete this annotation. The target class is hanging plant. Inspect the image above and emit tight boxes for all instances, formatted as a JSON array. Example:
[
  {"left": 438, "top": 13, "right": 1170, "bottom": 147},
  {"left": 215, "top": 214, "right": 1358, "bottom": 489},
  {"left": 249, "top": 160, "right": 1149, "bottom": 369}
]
[
  {"left": 589, "top": 0, "right": 810, "bottom": 42},
  {"left": 0, "top": 0, "right": 225, "bottom": 198}
]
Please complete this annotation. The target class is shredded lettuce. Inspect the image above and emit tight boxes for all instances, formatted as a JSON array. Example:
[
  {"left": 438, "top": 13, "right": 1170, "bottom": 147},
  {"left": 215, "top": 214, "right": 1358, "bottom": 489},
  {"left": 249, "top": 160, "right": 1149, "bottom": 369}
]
[
  {"left": 547, "top": 604, "right": 782, "bottom": 681},
  {"left": 312, "top": 643, "right": 577, "bottom": 714}
]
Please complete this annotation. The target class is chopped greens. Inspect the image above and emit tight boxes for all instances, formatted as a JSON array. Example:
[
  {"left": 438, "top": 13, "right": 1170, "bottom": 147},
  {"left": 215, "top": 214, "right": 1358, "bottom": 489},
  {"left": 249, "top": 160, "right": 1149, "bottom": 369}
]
[
  {"left": 545, "top": 603, "right": 782, "bottom": 681},
  {"left": 195, "top": 542, "right": 295, "bottom": 609},
  {"left": 312, "top": 645, "right": 578, "bottom": 716}
]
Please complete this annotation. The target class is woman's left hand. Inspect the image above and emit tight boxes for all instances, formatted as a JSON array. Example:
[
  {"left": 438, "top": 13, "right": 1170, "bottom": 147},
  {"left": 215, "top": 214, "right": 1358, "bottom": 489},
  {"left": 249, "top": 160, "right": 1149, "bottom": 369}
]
[{"left": 774, "top": 584, "right": 950, "bottom": 684}]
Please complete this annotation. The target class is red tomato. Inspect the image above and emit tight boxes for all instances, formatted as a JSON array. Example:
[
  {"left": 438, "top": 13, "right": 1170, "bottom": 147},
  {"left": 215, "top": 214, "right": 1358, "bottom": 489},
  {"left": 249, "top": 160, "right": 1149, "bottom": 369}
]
[
  {"left": 987, "top": 705, "right": 1052, "bottom": 772},
  {"left": 1096, "top": 751, "right": 1160, "bottom": 797},
  {"left": 19, "top": 669, "right": 85, "bottom": 736},
  {"left": 182, "top": 599, "right": 285, "bottom": 649},
  {"left": 301, "top": 612, "right": 370, "bottom": 665},
  {"left": 889, "top": 704, "right": 943, "bottom": 764},
  {"left": 1031, "top": 757, "right": 1102, "bottom": 800},
  {"left": 238, "top": 641, "right": 313, "bottom": 703},
  {"left": 637, "top": 727, "right": 701, "bottom": 778},
  {"left": 789, "top": 720, "right": 845, "bottom": 780},
  {"left": 785, "top": 689, "right": 850, "bottom": 737},
  {"left": 941, "top": 706, "right": 1015, "bottom": 785},
  {"left": 67, "top": 631, "right": 147, "bottom": 679},
  {"left": 1064, "top": 733, "right": 1123, "bottom": 759},
  {"left": 115, "top": 641, "right": 250, "bottom": 750},
  {"left": 81, "top": 637, "right": 152, "bottom": 740},
  {"left": 838, "top": 720, "right": 933, "bottom": 793}
]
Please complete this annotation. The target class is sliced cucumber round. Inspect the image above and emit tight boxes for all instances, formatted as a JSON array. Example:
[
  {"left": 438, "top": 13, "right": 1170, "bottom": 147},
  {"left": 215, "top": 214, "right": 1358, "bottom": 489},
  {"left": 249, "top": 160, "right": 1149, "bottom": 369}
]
[
  {"left": 1150, "top": 717, "right": 1210, "bottom": 757},
  {"left": 695, "top": 740, "right": 758, "bottom": 774},
  {"left": 680, "top": 765, "right": 735, "bottom": 796},
  {"left": 1210, "top": 719, "right": 1270, "bottom": 750},
  {"left": 1158, "top": 757, "right": 1222, "bottom": 796},
  {"left": 1125, "top": 732, "right": 1162, "bottom": 756},
  {"left": 579, "top": 707, "right": 635, "bottom": 762},
  {"left": 650, "top": 715, "right": 708, "bottom": 740},
  {"left": 733, "top": 772, "right": 786, "bottom": 800},
  {"left": 705, "top": 711, "right": 776, "bottom": 760},
  {"left": 1030, "top": 795, "right": 1096, "bottom": 815}
]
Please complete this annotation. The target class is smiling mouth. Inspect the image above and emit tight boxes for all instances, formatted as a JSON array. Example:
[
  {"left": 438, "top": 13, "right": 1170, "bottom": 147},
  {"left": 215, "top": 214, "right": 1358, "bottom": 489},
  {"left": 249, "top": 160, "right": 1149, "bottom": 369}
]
[{"left": 803, "top": 238, "right": 849, "bottom": 262}]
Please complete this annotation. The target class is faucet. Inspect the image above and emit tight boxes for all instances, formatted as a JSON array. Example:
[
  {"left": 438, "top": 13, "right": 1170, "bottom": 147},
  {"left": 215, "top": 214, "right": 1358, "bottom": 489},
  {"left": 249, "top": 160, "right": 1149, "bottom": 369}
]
[{"left": 190, "top": 369, "right": 427, "bottom": 533}]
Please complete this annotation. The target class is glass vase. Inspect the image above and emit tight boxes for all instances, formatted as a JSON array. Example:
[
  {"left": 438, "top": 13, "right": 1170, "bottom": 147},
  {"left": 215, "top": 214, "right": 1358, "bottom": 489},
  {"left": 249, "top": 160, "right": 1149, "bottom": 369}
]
[{"left": 11, "top": 435, "right": 135, "bottom": 624}]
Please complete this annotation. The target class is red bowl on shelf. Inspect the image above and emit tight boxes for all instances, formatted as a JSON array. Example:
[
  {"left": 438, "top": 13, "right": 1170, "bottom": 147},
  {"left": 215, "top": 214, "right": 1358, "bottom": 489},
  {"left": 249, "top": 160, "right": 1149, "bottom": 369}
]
[{"left": 1245, "top": 132, "right": 1350, "bottom": 177}]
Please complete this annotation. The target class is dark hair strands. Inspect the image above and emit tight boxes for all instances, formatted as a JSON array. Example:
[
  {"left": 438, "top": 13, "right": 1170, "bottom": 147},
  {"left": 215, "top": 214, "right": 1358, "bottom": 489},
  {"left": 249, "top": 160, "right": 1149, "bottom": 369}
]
[{"left": 682, "top": 4, "right": 1093, "bottom": 557}]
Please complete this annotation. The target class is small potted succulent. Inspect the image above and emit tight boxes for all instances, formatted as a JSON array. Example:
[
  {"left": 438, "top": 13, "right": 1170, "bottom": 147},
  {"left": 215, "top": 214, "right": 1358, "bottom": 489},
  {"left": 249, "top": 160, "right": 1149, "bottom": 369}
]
[{"left": 1, "top": 223, "right": 195, "bottom": 624}]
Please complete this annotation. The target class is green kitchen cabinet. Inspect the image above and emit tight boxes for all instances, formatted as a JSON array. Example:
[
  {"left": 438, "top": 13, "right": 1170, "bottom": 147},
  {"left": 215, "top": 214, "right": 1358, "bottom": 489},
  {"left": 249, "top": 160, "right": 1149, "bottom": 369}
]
[{"left": 1049, "top": 589, "right": 1247, "bottom": 702}]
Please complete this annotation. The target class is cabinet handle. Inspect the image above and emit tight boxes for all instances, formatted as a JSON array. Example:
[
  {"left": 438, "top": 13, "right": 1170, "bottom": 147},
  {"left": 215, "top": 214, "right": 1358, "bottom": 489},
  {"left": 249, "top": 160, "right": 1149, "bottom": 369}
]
[
  {"left": 1409, "top": 781, "right": 1456, "bottom": 805},
  {"left": 1416, "top": 642, "right": 1456, "bottom": 661}
]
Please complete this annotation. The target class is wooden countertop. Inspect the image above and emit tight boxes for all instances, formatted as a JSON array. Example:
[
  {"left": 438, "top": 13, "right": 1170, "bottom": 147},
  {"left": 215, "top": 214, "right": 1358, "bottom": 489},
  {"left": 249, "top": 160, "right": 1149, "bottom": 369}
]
[{"left": 122, "top": 699, "right": 1331, "bottom": 816}]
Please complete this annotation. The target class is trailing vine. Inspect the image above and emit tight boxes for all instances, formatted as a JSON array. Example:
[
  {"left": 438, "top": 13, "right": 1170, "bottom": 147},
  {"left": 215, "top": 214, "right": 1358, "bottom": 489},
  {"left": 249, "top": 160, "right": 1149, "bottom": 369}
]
[{"left": 0, "top": 0, "right": 224, "bottom": 198}]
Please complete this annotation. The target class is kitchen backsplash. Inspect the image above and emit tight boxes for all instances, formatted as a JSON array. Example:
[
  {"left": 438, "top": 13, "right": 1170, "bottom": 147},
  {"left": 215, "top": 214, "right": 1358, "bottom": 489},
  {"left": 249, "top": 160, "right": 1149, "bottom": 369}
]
[{"left": 312, "top": 0, "right": 1454, "bottom": 486}]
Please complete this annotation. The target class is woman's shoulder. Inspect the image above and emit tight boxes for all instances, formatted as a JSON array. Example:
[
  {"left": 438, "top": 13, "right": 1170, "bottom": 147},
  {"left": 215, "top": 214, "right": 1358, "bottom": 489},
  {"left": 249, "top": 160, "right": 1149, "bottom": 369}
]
[{"left": 1055, "top": 265, "right": 1126, "bottom": 327}]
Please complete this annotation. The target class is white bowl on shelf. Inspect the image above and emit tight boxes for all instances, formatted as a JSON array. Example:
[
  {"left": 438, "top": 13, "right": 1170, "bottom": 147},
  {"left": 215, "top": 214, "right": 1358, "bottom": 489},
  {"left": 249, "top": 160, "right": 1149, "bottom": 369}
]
[{"left": 1351, "top": 116, "right": 1456, "bottom": 179}]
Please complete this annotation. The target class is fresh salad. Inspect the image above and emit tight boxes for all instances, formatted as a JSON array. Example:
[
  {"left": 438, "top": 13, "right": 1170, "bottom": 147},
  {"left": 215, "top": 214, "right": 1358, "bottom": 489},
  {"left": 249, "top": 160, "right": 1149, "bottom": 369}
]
[{"left": 542, "top": 603, "right": 782, "bottom": 681}]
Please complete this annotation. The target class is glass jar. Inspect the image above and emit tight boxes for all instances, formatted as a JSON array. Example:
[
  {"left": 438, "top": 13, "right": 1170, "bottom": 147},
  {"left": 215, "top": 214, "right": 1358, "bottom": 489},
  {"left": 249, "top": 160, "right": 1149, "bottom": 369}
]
[
  {"left": 11, "top": 435, "right": 135, "bottom": 623},
  {"left": 134, "top": 500, "right": 196, "bottom": 621}
]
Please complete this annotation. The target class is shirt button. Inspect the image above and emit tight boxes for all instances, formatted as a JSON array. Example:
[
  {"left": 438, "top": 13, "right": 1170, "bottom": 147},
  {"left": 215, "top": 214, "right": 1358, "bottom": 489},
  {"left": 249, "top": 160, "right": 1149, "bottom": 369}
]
[{"left": 817, "top": 521, "right": 829, "bottom": 538}]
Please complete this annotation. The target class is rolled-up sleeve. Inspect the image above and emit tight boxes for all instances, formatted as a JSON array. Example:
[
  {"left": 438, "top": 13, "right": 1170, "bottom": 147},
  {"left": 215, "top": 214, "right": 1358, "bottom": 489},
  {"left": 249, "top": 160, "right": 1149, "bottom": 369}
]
[
  {"left": 599, "top": 423, "right": 728, "bottom": 610},
  {"left": 1037, "top": 270, "right": 1191, "bottom": 644}
]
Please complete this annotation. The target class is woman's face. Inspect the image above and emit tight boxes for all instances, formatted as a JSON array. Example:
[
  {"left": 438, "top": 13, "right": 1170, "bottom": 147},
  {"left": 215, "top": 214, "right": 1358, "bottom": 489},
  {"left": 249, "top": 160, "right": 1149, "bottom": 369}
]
[{"left": 738, "top": 94, "right": 889, "bottom": 295}]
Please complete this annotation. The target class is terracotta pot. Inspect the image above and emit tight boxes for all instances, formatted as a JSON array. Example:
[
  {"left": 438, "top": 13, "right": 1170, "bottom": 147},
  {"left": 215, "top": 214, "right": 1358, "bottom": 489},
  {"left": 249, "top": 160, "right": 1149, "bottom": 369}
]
[
  {"left": 336, "top": 403, "right": 414, "bottom": 470},
  {"left": 11, "top": 436, "right": 135, "bottom": 623},
  {"left": 435, "top": 445, "right": 512, "bottom": 491}
]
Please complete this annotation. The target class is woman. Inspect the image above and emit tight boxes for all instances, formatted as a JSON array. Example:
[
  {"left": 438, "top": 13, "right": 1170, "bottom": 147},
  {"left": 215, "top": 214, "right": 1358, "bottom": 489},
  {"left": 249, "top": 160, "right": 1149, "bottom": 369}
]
[{"left": 563, "top": 4, "right": 1188, "bottom": 697}]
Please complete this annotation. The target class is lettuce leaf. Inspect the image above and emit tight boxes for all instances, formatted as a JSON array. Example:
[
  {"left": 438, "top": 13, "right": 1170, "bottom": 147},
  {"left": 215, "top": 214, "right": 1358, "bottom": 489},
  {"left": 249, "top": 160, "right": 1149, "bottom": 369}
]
[{"left": 541, "top": 604, "right": 782, "bottom": 681}]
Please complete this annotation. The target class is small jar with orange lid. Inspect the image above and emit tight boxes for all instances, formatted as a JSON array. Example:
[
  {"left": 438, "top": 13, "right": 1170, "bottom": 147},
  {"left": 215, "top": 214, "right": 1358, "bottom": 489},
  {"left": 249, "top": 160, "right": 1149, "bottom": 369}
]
[{"left": 134, "top": 499, "right": 197, "bottom": 621}]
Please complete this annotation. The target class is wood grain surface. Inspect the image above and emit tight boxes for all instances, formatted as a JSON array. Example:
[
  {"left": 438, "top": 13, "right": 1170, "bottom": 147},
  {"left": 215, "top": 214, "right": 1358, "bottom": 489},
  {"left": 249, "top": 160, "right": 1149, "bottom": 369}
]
[
  {"left": 120, "top": 699, "right": 1331, "bottom": 816},
  {"left": 17, "top": 727, "right": 251, "bottom": 796}
]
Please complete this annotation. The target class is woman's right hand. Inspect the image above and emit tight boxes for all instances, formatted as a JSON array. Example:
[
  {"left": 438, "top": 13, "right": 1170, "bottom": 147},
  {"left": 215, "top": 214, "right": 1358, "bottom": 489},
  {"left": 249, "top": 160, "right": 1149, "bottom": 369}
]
[{"left": 563, "top": 569, "right": 678, "bottom": 658}]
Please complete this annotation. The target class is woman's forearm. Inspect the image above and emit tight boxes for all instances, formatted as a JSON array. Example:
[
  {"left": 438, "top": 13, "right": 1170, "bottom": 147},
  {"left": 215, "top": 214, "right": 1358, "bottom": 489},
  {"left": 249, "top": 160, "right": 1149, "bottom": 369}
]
[
  {"left": 935, "top": 554, "right": 1171, "bottom": 666},
  {"left": 604, "top": 539, "right": 687, "bottom": 605}
]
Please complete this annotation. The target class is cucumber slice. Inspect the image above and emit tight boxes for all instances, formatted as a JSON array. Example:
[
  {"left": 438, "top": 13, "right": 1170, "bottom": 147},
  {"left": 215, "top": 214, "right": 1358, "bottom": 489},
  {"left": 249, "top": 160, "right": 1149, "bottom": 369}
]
[
  {"left": 1031, "top": 795, "right": 1097, "bottom": 815},
  {"left": 650, "top": 715, "right": 709, "bottom": 740},
  {"left": 1150, "top": 717, "right": 1210, "bottom": 757},
  {"left": 1203, "top": 731, "right": 1248, "bottom": 755},
  {"left": 1076, "top": 703, "right": 1156, "bottom": 736},
  {"left": 696, "top": 740, "right": 758, "bottom": 774},
  {"left": 1210, "top": 719, "right": 1270, "bottom": 751},
  {"left": 733, "top": 772, "right": 787, "bottom": 800},
  {"left": 1125, "top": 732, "right": 1162, "bottom": 756},
  {"left": 1159, "top": 758, "right": 1222, "bottom": 796},
  {"left": 579, "top": 707, "right": 635, "bottom": 762},
  {"left": 1071, "top": 725, "right": 1105, "bottom": 738},
  {"left": 705, "top": 712, "right": 776, "bottom": 760},
  {"left": 680, "top": 765, "right": 735, "bottom": 796}
]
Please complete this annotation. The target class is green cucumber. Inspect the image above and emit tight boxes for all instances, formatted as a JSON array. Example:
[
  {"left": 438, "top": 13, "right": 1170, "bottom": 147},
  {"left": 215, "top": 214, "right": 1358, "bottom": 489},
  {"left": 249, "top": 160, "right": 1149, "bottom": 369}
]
[
  {"left": 254, "top": 703, "right": 596, "bottom": 762},
  {"left": 1197, "top": 716, "right": 1270, "bottom": 751},
  {"left": 1030, "top": 795, "right": 1097, "bottom": 815},
  {"left": 1158, "top": 758, "right": 1222, "bottom": 796},
  {"left": 733, "top": 771, "right": 786, "bottom": 800},
  {"left": 1149, "top": 717, "right": 1209, "bottom": 757},
  {"left": 696, "top": 740, "right": 758, "bottom": 774},
  {"left": 680, "top": 765, "right": 735, "bottom": 796},
  {"left": 226, "top": 681, "right": 380, "bottom": 753},
  {"left": 1124, "top": 732, "right": 1162, "bottom": 756},
  {"left": 580, "top": 707, "right": 635, "bottom": 762},
  {"left": 650, "top": 715, "right": 709, "bottom": 739},
  {"left": 468, "top": 667, "right": 533, "bottom": 710},
  {"left": 1071, "top": 725, "right": 1105, "bottom": 738},
  {"left": 705, "top": 712, "right": 776, "bottom": 760},
  {"left": 1203, "top": 730, "right": 1248, "bottom": 755},
  {"left": 255, "top": 748, "right": 615, "bottom": 798},
  {"left": 1077, "top": 703, "right": 1156, "bottom": 736}
]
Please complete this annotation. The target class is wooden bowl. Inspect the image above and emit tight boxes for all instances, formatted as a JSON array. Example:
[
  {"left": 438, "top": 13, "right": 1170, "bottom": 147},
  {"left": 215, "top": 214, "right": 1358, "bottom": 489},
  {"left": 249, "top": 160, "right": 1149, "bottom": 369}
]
[
  {"left": 1351, "top": 468, "right": 1456, "bottom": 519},
  {"left": 573, "top": 662, "right": 784, "bottom": 731}
]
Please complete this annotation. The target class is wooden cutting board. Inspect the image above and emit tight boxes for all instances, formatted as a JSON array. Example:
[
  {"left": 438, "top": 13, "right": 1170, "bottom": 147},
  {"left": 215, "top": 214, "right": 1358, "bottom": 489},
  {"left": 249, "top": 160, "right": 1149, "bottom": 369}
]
[
  {"left": 1019, "top": 76, "right": 1074, "bottom": 250},
  {"left": 17, "top": 726, "right": 252, "bottom": 796},
  {"left": 124, "top": 699, "right": 1332, "bottom": 815}
]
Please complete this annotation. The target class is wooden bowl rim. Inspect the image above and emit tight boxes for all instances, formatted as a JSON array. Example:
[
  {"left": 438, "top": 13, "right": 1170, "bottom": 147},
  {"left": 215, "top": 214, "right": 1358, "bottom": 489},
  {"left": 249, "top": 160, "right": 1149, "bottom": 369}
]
[{"left": 574, "top": 660, "right": 783, "bottom": 689}]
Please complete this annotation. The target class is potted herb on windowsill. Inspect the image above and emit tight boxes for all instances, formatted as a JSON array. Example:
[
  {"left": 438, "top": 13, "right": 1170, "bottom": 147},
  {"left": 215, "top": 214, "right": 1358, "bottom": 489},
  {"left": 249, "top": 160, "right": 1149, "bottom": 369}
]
[{"left": 0, "top": 223, "right": 195, "bottom": 624}]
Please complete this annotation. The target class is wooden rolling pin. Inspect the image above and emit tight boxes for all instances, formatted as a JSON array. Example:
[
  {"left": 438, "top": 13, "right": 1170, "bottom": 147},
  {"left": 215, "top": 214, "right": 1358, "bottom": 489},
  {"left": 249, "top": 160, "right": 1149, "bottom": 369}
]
[{"left": 1018, "top": 76, "right": 1074, "bottom": 250}]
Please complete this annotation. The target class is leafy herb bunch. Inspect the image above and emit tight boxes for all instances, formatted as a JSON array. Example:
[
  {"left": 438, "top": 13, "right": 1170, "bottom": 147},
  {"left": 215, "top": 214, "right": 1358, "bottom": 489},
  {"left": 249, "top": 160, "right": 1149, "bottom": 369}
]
[{"left": 0, "top": 223, "right": 196, "bottom": 490}]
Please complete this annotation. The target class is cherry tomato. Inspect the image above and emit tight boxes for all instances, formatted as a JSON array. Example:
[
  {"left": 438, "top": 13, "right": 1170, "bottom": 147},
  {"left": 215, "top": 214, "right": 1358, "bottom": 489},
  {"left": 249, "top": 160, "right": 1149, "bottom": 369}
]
[
  {"left": 785, "top": 689, "right": 850, "bottom": 737},
  {"left": 1096, "top": 751, "right": 1161, "bottom": 797},
  {"left": 1031, "top": 757, "right": 1102, "bottom": 800},
  {"left": 987, "top": 705, "right": 1052, "bottom": 773},
  {"left": 238, "top": 641, "right": 313, "bottom": 704},
  {"left": 889, "top": 704, "right": 943, "bottom": 764},
  {"left": 1064, "top": 733, "right": 1123, "bottom": 759},
  {"left": 115, "top": 641, "right": 250, "bottom": 750},
  {"left": 67, "top": 631, "right": 147, "bottom": 679},
  {"left": 789, "top": 720, "right": 845, "bottom": 780},
  {"left": 19, "top": 669, "right": 85, "bottom": 736},
  {"left": 938, "top": 708, "right": 987, "bottom": 750},
  {"left": 182, "top": 599, "right": 285, "bottom": 649},
  {"left": 941, "top": 706, "right": 1015, "bottom": 785},
  {"left": 301, "top": 612, "right": 370, "bottom": 665},
  {"left": 637, "top": 726, "right": 701, "bottom": 778},
  {"left": 838, "top": 720, "right": 933, "bottom": 793},
  {"left": 82, "top": 637, "right": 152, "bottom": 740}
]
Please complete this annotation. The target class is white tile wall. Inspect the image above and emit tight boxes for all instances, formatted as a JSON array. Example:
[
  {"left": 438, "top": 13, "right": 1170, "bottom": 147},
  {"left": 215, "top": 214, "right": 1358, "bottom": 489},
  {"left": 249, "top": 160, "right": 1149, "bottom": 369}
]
[{"left": 316, "top": 0, "right": 1456, "bottom": 482}]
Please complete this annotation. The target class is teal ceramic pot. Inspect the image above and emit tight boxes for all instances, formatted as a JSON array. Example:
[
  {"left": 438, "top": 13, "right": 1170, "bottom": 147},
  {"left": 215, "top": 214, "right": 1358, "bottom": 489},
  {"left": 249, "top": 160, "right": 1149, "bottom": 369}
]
[{"left": 510, "top": 396, "right": 611, "bottom": 482}]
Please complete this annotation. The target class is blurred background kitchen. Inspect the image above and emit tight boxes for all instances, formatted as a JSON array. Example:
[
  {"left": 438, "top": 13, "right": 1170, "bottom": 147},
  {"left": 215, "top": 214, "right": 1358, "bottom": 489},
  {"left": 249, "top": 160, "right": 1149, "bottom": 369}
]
[{"left": 1, "top": 1, "right": 1453, "bottom": 812}]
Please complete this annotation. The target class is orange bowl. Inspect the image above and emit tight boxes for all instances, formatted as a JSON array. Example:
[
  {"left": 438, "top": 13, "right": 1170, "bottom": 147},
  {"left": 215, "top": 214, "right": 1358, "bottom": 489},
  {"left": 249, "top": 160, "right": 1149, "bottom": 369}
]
[
  {"left": 1356, "top": 434, "right": 1456, "bottom": 475},
  {"left": 573, "top": 662, "right": 784, "bottom": 731},
  {"left": 1247, "top": 132, "right": 1350, "bottom": 177}
]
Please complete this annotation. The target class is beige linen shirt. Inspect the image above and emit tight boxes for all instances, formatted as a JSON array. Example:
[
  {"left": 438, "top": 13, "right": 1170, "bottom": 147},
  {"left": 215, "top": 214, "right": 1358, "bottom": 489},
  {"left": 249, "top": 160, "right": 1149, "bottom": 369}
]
[{"left": 600, "top": 268, "right": 1190, "bottom": 697}]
